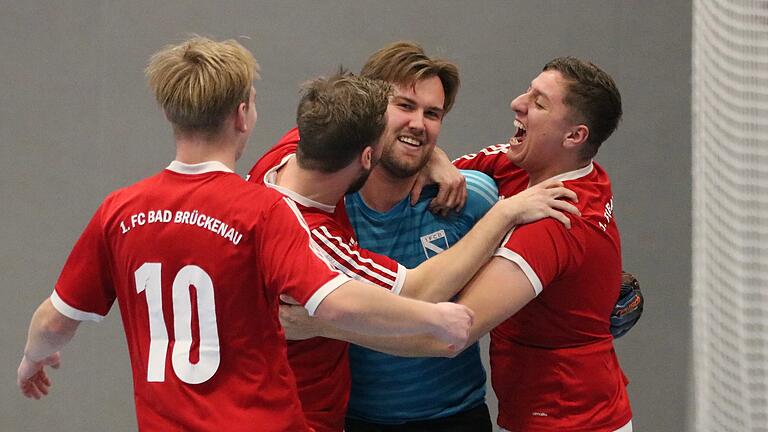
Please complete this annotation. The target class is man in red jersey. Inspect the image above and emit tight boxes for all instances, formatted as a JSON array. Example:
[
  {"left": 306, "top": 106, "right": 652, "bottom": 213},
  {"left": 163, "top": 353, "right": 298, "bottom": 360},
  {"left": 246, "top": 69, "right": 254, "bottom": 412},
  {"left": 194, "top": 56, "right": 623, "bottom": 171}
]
[
  {"left": 419, "top": 57, "right": 632, "bottom": 432},
  {"left": 247, "top": 69, "right": 578, "bottom": 431},
  {"left": 15, "top": 37, "right": 476, "bottom": 432}
]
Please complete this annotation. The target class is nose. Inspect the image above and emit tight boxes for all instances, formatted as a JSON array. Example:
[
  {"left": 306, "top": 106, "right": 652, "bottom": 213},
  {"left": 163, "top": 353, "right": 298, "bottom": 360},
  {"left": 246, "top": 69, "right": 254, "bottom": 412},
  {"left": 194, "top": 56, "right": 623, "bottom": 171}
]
[
  {"left": 510, "top": 92, "right": 526, "bottom": 115},
  {"left": 407, "top": 110, "right": 425, "bottom": 134}
]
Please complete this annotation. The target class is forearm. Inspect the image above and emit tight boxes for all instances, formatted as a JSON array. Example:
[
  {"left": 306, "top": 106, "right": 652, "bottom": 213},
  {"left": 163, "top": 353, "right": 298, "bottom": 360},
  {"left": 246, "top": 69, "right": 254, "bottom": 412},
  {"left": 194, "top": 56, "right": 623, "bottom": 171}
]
[
  {"left": 403, "top": 204, "right": 514, "bottom": 302},
  {"left": 315, "top": 281, "right": 441, "bottom": 337},
  {"left": 23, "top": 299, "right": 80, "bottom": 362},
  {"left": 322, "top": 325, "right": 456, "bottom": 358}
]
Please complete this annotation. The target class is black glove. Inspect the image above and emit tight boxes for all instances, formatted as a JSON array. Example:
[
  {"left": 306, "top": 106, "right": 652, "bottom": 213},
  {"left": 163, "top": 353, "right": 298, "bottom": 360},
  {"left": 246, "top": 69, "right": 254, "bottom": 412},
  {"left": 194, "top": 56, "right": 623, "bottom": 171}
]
[{"left": 610, "top": 271, "right": 644, "bottom": 338}]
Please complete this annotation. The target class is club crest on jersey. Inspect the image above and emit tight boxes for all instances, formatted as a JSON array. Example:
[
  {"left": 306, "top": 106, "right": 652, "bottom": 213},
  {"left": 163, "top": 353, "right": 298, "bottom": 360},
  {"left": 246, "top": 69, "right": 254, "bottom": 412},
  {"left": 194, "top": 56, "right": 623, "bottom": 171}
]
[{"left": 421, "top": 230, "right": 449, "bottom": 259}]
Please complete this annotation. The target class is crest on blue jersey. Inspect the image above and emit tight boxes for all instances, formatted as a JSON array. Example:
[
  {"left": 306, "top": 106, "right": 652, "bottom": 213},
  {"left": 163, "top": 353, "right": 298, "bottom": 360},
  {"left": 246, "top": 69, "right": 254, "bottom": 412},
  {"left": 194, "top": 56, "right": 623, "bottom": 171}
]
[{"left": 420, "top": 229, "right": 449, "bottom": 259}]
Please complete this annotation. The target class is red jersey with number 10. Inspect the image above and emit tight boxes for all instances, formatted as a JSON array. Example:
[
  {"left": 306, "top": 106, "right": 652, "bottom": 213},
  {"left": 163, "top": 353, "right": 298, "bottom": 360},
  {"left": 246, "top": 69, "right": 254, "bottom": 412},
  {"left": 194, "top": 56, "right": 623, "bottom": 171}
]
[{"left": 52, "top": 161, "right": 349, "bottom": 431}]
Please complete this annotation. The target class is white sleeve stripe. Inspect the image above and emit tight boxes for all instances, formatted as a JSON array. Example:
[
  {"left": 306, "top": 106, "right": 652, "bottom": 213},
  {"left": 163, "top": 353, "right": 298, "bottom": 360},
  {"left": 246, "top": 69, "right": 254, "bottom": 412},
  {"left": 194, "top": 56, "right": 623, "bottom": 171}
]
[
  {"left": 313, "top": 225, "right": 399, "bottom": 278},
  {"left": 312, "top": 228, "right": 398, "bottom": 288},
  {"left": 281, "top": 198, "right": 344, "bottom": 274},
  {"left": 467, "top": 183, "right": 499, "bottom": 206},
  {"left": 453, "top": 143, "right": 510, "bottom": 162},
  {"left": 304, "top": 274, "right": 350, "bottom": 316},
  {"left": 391, "top": 265, "right": 407, "bottom": 296},
  {"left": 493, "top": 248, "right": 543, "bottom": 296},
  {"left": 50, "top": 290, "right": 105, "bottom": 322},
  {"left": 464, "top": 173, "right": 499, "bottom": 198}
]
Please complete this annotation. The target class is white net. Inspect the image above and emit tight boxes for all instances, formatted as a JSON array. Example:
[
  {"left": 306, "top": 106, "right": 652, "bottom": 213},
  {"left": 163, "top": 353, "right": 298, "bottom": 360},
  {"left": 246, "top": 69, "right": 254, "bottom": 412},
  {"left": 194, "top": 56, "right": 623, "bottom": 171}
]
[{"left": 692, "top": 1, "right": 768, "bottom": 431}]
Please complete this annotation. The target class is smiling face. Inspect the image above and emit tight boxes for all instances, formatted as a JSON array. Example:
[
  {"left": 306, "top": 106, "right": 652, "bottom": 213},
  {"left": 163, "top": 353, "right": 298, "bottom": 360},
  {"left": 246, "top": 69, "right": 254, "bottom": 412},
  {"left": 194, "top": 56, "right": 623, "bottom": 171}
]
[
  {"left": 377, "top": 75, "right": 445, "bottom": 178},
  {"left": 507, "top": 70, "right": 579, "bottom": 177}
]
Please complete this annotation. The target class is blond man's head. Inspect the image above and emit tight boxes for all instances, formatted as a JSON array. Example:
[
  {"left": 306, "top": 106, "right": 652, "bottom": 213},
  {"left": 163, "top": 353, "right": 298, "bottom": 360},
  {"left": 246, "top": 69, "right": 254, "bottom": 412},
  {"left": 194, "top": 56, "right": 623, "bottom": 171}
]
[{"left": 146, "top": 36, "right": 260, "bottom": 133}]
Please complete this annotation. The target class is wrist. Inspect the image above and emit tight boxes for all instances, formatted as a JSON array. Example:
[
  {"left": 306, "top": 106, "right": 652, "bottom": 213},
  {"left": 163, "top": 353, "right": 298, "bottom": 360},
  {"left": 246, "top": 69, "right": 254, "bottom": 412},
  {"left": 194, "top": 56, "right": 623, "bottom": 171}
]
[
  {"left": 22, "top": 352, "right": 43, "bottom": 366},
  {"left": 491, "top": 200, "right": 520, "bottom": 229}
]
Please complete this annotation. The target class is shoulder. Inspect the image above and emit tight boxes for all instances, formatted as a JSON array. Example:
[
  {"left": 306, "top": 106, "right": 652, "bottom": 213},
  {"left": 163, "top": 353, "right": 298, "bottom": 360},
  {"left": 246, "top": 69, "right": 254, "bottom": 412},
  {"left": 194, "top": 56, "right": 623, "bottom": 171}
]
[
  {"left": 247, "top": 127, "right": 299, "bottom": 183},
  {"left": 461, "top": 170, "right": 498, "bottom": 207}
]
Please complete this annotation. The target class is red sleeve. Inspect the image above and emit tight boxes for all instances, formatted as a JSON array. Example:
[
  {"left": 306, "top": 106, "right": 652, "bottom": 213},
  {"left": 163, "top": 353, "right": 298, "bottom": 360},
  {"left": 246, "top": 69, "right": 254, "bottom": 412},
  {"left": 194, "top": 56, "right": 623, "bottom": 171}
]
[
  {"left": 247, "top": 127, "right": 299, "bottom": 185},
  {"left": 52, "top": 203, "right": 116, "bottom": 321},
  {"left": 494, "top": 218, "right": 586, "bottom": 296},
  {"left": 259, "top": 197, "right": 350, "bottom": 316},
  {"left": 308, "top": 219, "right": 406, "bottom": 295},
  {"left": 452, "top": 144, "right": 513, "bottom": 184}
]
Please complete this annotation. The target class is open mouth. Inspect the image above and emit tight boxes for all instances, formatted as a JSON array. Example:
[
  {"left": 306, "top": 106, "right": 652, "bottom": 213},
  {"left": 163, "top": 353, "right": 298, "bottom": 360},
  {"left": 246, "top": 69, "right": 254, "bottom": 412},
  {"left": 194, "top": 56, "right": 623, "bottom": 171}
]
[
  {"left": 398, "top": 135, "right": 422, "bottom": 148},
  {"left": 510, "top": 119, "right": 527, "bottom": 145}
]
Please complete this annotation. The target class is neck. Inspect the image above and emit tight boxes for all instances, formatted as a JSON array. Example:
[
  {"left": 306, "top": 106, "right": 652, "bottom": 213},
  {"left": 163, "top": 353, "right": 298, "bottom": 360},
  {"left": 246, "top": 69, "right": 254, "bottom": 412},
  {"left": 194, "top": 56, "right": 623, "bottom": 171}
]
[
  {"left": 358, "top": 167, "right": 417, "bottom": 212},
  {"left": 174, "top": 133, "right": 238, "bottom": 171},
  {"left": 275, "top": 157, "right": 352, "bottom": 206}
]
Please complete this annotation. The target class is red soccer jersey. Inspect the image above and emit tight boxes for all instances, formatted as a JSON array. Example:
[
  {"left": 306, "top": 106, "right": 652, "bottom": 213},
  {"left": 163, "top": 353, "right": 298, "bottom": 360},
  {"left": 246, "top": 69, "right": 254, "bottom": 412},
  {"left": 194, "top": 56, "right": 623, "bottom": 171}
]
[
  {"left": 455, "top": 146, "right": 632, "bottom": 431},
  {"left": 52, "top": 161, "right": 350, "bottom": 432},
  {"left": 247, "top": 128, "right": 407, "bottom": 432}
]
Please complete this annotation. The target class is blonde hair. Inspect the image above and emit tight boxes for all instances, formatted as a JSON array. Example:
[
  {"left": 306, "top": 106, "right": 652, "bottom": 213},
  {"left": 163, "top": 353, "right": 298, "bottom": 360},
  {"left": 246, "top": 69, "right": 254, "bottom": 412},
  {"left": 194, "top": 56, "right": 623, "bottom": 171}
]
[{"left": 146, "top": 36, "right": 260, "bottom": 132}]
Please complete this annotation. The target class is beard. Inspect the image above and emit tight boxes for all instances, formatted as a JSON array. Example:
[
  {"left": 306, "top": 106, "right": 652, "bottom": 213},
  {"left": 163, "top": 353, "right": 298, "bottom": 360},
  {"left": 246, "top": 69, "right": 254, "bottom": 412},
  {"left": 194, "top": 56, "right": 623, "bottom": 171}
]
[
  {"left": 378, "top": 141, "right": 432, "bottom": 179},
  {"left": 345, "top": 152, "right": 379, "bottom": 195},
  {"left": 345, "top": 168, "right": 371, "bottom": 194}
]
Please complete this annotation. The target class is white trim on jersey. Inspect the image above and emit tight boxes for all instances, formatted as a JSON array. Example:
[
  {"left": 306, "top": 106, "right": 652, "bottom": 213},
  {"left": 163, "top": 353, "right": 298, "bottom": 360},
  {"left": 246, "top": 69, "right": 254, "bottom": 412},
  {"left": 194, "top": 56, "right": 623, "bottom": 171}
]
[
  {"left": 312, "top": 225, "right": 403, "bottom": 291},
  {"left": 166, "top": 160, "right": 233, "bottom": 174},
  {"left": 547, "top": 162, "right": 594, "bottom": 182},
  {"left": 263, "top": 154, "right": 336, "bottom": 213},
  {"left": 280, "top": 197, "right": 351, "bottom": 314},
  {"left": 50, "top": 290, "right": 106, "bottom": 322},
  {"left": 463, "top": 172, "right": 499, "bottom": 206},
  {"left": 304, "top": 274, "right": 353, "bottom": 317},
  {"left": 494, "top": 228, "right": 542, "bottom": 296},
  {"left": 453, "top": 143, "right": 511, "bottom": 163}
]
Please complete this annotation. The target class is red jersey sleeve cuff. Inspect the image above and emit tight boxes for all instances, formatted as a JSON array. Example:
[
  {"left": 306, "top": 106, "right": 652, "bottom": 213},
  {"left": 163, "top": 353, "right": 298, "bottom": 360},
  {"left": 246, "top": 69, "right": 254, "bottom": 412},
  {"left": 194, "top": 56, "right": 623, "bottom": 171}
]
[
  {"left": 391, "top": 264, "right": 407, "bottom": 296},
  {"left": 304, "top": 274, "right": 352, "bottom": 316},
  {"left": 50, "top": 290, "right": 106, "bottom": 322},
  {"left": 494, "top": 248, "right": 543, "bottom": 296}
]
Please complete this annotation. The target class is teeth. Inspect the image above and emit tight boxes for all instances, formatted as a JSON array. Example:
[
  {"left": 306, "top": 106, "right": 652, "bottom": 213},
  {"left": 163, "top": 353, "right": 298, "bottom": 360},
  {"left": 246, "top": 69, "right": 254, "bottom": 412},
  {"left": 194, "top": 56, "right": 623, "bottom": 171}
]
[
  {"left": 514, "top": 119, "right": 526, "bottom": 131},
  {"left": 399, "top": 136, "right": 421, "bottom": 146}
]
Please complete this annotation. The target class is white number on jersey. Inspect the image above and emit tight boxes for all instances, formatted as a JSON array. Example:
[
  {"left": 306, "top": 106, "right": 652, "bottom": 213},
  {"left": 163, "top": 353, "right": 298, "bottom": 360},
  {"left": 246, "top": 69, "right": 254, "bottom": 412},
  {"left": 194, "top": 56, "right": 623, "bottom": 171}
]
[{"left": 134, "top": 263, "right": 221, "bottom": 384}]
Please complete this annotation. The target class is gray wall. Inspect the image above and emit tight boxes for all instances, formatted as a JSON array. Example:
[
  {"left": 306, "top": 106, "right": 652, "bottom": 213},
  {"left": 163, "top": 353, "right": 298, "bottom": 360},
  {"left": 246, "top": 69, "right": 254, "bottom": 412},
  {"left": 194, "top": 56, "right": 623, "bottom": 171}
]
[{"left": 0, "top": 1, "right": 691, "bottom": 430}]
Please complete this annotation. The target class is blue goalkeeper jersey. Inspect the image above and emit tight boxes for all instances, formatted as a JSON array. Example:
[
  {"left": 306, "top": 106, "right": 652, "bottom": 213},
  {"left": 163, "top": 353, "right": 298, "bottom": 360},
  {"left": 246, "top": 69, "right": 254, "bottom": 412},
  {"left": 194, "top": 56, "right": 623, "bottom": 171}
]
[{"left": 345, "top": 170, "right": 499, "bottom": 423}]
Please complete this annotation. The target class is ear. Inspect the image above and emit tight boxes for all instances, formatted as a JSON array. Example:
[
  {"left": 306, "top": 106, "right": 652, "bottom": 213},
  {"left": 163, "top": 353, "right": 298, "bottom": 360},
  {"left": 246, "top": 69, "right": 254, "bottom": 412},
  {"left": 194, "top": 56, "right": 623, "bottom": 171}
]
[
  {"left": 563, "top": 124, "right": 589, "bottom": 150},
  {"left": 234, "top": 102, "right": 250, "bottom": 133},
  {"left": 360, "top": 146, "right": 373, "bottom": 170}
]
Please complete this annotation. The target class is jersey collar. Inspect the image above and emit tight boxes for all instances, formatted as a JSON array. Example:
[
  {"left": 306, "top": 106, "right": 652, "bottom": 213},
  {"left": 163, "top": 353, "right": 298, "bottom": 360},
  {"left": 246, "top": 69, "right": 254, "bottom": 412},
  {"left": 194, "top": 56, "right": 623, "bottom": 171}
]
[
  {"left": 166, "top": 160, "right": 234, "bottom": 174},
  {"left": 263, "top": 154, "right": 336, "bottom": 213},
  {"left": 534, "top": 161, "right": 594, "bottom": 186}
]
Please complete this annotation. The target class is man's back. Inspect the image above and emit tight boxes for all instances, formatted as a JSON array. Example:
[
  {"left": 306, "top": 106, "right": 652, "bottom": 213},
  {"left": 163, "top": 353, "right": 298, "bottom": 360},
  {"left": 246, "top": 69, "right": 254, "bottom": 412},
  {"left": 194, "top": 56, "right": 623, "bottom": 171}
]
[{"left": 55, "top": 162, "right": 345, "bottom": 431}]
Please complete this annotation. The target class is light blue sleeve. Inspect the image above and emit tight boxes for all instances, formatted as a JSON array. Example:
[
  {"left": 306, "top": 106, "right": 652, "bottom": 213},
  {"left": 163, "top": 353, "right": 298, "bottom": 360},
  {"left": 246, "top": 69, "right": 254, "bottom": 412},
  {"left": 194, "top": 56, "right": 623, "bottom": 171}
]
[{"left": 456, "top": 170, "right": 499, "bottom": 235}]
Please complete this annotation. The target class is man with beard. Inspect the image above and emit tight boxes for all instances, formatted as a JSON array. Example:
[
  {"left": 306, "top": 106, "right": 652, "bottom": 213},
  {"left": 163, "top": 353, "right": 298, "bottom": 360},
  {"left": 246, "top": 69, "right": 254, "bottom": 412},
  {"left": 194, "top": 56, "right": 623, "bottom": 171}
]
[{"left": 247, "top": 70, "right": 578, "bottom": 432}]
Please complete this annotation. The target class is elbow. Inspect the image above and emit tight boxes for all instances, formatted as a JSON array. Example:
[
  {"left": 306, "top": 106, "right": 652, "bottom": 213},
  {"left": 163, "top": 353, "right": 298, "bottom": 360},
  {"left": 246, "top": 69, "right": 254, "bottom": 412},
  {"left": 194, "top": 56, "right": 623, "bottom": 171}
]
[{"left": 428, "top": 341, "right": 464, "bottom": 358}]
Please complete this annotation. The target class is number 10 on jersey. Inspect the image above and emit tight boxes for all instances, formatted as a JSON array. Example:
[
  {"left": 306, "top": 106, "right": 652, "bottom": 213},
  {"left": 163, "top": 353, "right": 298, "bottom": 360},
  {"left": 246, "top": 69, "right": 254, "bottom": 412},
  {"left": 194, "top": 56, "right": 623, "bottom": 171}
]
[{"left": 134, "top": 263, "right": 220, "bottom": 384}]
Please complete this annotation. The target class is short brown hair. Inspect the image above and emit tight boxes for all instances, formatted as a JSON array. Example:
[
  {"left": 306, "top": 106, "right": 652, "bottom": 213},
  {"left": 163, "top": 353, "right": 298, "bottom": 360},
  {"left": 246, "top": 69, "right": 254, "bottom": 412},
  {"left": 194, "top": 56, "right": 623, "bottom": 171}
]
[
  {"left": 296, "top": 72, "right": 392, "bottom": 172},
  {"left": 543, "top": 57, "right": 622, "bottom": 159},
  {"left": 361, "top": 41, "right": 460, "bottom": 115},
  {"left": 146, "top": 36, "right": 260, "bottom": 133}
]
